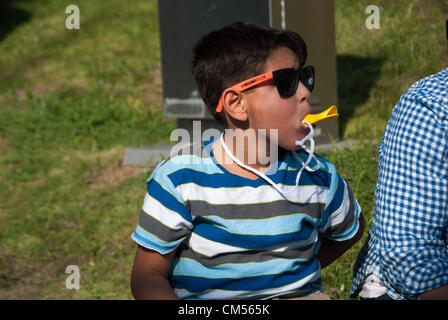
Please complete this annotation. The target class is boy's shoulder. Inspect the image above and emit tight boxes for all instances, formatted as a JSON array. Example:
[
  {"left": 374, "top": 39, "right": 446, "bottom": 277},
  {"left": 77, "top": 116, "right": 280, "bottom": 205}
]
[
  {"left": 316, "top": 153, "right": 339, "bottom": 175},
  {"left": 146, "top": 138, "right": 219, "bottom": 184}
]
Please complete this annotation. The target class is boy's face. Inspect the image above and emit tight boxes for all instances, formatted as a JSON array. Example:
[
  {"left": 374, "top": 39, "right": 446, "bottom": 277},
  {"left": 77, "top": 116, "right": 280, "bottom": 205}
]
[{"left": 243, "top": 47, "right": 312, "bottom": 150}]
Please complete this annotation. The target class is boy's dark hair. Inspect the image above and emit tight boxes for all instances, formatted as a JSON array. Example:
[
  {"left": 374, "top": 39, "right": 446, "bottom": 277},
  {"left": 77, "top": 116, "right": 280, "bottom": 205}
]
[{"left": 192, "top": 21, "right": 308, "bottom": 127}]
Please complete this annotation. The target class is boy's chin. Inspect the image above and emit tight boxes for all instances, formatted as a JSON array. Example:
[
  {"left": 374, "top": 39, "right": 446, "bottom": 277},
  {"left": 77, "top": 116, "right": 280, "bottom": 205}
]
[
  {"left": 276, "top": 135, "right": 308, "bottom": 151},
  {"left": 278, "top": 140, "right": 304, "bottom": 151}
]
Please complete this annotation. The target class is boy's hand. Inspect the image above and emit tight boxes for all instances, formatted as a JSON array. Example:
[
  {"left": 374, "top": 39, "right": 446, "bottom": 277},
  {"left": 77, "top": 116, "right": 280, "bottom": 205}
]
[{"left": 131, "top": 245, "right": 179, "bottom": 300}]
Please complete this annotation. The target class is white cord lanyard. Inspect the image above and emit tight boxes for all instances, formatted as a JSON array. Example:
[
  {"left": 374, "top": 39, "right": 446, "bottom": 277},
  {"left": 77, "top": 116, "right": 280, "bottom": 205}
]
[{"left": 219, "top": 122, "right": 321, "bottom": 200}]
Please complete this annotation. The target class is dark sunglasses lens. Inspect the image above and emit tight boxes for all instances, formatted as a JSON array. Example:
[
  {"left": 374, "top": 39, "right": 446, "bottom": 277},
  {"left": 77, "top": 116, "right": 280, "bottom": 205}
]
[
  {"left": 300, "top": 66, "right": 315, "bottom": 92},
  {"left": 273, "top": 69, "right": 299, "bottom": 97}
]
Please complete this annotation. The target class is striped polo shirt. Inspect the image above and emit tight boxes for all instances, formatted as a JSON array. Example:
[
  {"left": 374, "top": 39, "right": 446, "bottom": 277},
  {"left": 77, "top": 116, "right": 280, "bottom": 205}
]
[{"left": 131, "top": 134, "right": 361, "bottom": 299}]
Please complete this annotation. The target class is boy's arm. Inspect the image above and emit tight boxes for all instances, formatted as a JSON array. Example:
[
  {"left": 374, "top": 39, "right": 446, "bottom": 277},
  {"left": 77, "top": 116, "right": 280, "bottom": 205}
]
[
  {"left": 317, "top": 213, "right": 365, "bottom": 269},
  {"left": 131, "top": 245, "right": 179, "bottom": 300}
]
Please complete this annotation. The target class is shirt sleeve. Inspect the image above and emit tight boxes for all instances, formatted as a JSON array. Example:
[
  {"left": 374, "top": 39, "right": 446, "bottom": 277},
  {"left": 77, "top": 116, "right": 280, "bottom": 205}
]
[
  {"left": 375, "top": 92, "right": 448, "bottom": 298},
  {"left": 131, "top": 161, "right": 193, "bottom": 254},
  {"left": 318, "top": 166, "right": 362, "bottom": 241}
]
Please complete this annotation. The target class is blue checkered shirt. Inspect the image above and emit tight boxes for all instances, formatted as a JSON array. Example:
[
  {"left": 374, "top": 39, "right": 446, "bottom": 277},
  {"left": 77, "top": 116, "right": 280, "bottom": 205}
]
[{"left": 350, "top": 68, "right": 448, "bottom": 300}]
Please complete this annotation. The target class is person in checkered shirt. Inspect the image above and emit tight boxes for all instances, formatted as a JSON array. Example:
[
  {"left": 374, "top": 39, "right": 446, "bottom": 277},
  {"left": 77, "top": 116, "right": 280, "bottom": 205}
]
[{"left": 350, "top": 67, "right": 448, "bottom": 300}]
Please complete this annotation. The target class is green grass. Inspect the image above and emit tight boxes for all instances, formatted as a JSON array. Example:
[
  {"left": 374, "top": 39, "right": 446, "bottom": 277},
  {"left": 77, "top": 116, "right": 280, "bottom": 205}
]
[
  {"left": 0, "top": 0, "right": 175, "bottom": 299},
  {"left": 0, "top": 0, "right": 447, "bottom": 299},
  {"left": 336, "top": 0, "right": 447, "bottom": 141}
]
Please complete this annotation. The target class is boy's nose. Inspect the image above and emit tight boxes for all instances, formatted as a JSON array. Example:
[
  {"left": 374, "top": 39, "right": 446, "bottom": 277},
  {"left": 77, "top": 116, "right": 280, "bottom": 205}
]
[{"left": 296, "top": 82, "right": 311, "bottom": 104}]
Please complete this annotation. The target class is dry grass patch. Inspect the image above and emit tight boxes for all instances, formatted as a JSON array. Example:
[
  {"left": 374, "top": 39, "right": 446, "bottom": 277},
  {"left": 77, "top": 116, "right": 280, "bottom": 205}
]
[{"left": 81, "top": 148, "right": 145, "bottom": 191}]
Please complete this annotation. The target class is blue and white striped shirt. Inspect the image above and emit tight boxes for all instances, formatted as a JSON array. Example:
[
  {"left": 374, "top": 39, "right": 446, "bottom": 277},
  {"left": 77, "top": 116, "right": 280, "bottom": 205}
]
[
  {"left": 132, "top": 134, "right": 361, "bottom": 299},
  {"left": 351, "top": 68, "right": 448, "bottom": 300}
]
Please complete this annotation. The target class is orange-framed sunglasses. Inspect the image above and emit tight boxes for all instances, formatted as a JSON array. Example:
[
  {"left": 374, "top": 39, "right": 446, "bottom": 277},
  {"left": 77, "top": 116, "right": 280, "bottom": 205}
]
[{"left": 216, "top": 66, "right": 314, "bottom": 113}]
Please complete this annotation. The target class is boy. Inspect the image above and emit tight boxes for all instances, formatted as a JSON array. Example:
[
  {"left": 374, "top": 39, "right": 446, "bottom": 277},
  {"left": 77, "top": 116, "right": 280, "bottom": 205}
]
[{"left": 130, "top": 22, "right": 364, "bottom": 300}]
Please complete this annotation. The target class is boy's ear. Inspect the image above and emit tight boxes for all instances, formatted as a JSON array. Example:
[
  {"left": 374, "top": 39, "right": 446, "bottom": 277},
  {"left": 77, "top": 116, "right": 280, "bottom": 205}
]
[{"left": 222, "top": 88, "right": 248, "bottom": 122}]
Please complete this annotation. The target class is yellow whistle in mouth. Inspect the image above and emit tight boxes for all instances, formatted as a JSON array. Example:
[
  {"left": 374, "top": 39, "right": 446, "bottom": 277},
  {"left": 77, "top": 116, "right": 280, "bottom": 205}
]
[{"left": 302, "top": 105, "right": 339, "bottom": 125}]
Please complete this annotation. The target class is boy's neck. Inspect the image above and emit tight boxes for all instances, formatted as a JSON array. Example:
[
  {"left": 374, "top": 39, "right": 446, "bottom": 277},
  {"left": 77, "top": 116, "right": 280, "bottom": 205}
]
[{"left": 212, "top": 129, "right": 275, "bottom": 179}]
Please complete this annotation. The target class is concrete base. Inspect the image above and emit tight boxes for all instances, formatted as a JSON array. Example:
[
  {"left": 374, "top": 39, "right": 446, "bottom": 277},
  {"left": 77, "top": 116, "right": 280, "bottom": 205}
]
[
  {"left": 122, "top": 143, "right": 175, "bottom": 167},
  {"left": 122, "top": 139, "right": 360, "bottom": 167}
]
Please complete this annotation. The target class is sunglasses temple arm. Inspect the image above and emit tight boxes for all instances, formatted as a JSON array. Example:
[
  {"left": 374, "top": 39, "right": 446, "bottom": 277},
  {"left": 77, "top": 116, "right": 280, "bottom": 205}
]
[
  {"left": 215, "top": 72, "right": 273, "bottom": 113},
  {"left": 216, "top": 98, "right": 224, "bottom": 113}
]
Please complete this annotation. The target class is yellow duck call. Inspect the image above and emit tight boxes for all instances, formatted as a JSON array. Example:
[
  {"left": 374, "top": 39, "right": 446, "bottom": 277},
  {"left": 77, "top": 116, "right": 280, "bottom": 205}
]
[{"left": 302, "top": 105, "right": 338, "bottom": 125}]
